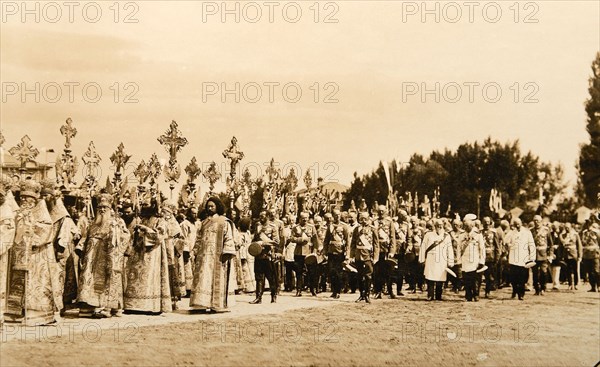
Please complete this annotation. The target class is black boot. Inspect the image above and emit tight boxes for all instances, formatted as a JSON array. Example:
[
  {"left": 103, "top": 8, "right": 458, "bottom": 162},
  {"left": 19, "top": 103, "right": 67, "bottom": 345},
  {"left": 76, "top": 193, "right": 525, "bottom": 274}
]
[
  {"left": 250, "top": 280, "right": 263, "bottom": 304},
  {"left": 365, "top": 279, "right": 372, "bottom": 303},
  {"left": 355, "top": 282, "right": 364, "bottom": 302},
  {"left": 271, "top": 293, "right": 277, "bottom": 303},
  {"left": 388, "top": 283, "right": 396, "bottom": 299}
]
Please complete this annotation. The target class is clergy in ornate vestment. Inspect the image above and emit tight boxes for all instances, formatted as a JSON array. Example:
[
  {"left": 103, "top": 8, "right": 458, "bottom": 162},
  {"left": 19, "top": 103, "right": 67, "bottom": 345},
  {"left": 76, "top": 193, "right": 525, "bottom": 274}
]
[
  {"left": 123, "top": 194, "right": 172, "bottom": 314},
  {"left": 0, "top": 183, "right": 16, "bottom": 326},
  {"left": 41, "top": 180, "right": 80, "bottom": 315},
  {"left": 5, "top": 180, "right": 61, "bottom": 325},
  {"left": 190, "top": 197, "right": 237, "bottom": 312},
  {"left": 77, "top": 194, "right": 130, "bottom": 318},
  {"left": 161, "top": 200, "right": 185, "bottom": 309}
]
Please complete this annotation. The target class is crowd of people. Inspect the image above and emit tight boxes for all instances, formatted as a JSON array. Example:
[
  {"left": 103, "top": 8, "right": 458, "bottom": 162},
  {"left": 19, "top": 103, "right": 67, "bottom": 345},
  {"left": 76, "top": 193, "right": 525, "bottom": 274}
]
[{"left": 0, "top": 178, "right": 599, "bottom": 326}]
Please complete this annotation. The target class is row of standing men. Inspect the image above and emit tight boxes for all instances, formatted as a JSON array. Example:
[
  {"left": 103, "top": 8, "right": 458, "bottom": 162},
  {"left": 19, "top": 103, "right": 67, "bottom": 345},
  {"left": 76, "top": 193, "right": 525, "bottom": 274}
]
[{"left": 1, "top": 180, "right": 599, "bottom": 325}]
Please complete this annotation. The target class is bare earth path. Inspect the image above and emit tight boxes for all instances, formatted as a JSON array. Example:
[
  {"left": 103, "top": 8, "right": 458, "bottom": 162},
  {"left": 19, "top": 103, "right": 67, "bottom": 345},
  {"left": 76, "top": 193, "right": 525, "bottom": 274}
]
[{"left": 1, "top": 287, "right": 599, "bottom": 367}]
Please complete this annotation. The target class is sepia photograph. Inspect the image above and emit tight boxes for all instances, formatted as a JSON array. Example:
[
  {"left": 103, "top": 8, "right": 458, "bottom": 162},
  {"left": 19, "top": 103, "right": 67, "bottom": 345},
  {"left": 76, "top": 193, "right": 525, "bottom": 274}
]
[{"left": 0, "top": 1, "right": 599, "bottom": 366}]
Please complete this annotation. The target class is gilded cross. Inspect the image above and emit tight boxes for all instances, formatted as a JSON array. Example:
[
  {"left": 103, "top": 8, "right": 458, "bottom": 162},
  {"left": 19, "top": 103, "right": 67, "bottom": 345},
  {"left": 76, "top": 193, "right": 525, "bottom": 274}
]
[
  {"left": 203, "top": 161, "right": 221, "bottom": 193},
  {"left": 222, "top": 136, "right": 244, "bottom": 180},
  {"left": 9, "top": 135, "right": 40, "bottom": 167},
  {"left": 60, "top": 118, "right": 77, "bottom": 149},
  {"left": 242, "top": 167, "right": 253, "bottom": 188},
  {"left": 82, "top": 141, "right": 101, "bottom": 181},
  {"left": 110, "top": 143, "right": 131, "bottom": 173},
  {"left": 147, "top": 153, "right": 162, "bottom": 186},
  {"left": 158, "top": 120, "right": 188, "bottom": 162},
  {"left": 185, "top": 157, "right": 201, "bottom": 183},
  {"left": 134, "top": 160, "right": 149, "bottom": 184}
]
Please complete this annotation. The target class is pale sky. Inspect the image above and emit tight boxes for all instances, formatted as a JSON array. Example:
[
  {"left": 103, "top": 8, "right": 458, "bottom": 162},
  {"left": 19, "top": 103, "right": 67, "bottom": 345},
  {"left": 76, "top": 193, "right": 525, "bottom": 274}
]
[{"left": 1, "top": 1, "right": 599, "bottom": 194}]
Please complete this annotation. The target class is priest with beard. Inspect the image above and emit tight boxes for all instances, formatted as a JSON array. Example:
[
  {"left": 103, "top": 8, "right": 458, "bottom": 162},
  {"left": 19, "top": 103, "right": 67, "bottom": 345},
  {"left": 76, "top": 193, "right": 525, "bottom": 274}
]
[
  {"left": 189, "top": 197, "right": 237, "bottom": 312},
  {"left": 123, "top": 193, "right": 172, "bottom": 314},
  {"left": 77, "top": 194, "right": 130, "bottom": 318},
  {"left": 41, "top": 180, "right": 80, "bottom": 315},
  {"left": 4, "top": 180, "right": 59, "bottom": 325}
]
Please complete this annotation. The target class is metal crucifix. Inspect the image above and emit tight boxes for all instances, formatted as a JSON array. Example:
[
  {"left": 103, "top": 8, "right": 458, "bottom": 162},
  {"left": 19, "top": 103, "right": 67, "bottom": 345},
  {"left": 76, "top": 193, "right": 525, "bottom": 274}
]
[
  {"left": 222, "top": 137, "right": 244, "bottom": 213},
  {"left": 158, "top": 120, "right": 188, "bottom": 198}
]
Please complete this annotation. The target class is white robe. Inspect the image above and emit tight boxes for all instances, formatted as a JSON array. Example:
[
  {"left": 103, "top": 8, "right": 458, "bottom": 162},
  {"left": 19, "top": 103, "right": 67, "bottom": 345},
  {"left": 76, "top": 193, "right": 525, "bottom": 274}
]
[
  {"left": 419, "top": 231, "right": 454, "bottom": 282},
  {"left": 0, "top": 202, "right": 16, "bottom": 322}
]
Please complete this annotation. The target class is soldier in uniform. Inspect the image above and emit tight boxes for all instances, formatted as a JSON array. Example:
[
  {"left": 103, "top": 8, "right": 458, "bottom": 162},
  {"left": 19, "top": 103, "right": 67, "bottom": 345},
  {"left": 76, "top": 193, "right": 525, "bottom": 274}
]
[
  {"left": 581, "top": 222, "right": 599, "bottom": 292},
  {"left": 448, "top": 218, "right": 464, "bottom": 293},
  {"left": 350, "top": 212, "right": 379, "bottom": 303},
  {"left": 282, "top": 215, "right": 296, "bottom": 292},
  {"left": 497, "top": 219, "right": 511, "bottom": 288},
  {"left": 407, "top": 217, "right": 424, "bottom": 293},
  {"left": 345, "top": 210, "right": 359, "bottom": 293},
  {"left": 506, "top": 218, "right": 536, "bottom": 300},
  {"left": 419, "top": 219, "right": 454, "bottom": 301},
  {"left": 531, "top": 215, "right": 554, "bottom": 295},
  {"left": 268, "top": 209, "right": 285, "bottom": 292},
  {"left": 323, "top": 209, "right": 351, "bottom": 299},
  {"left": 561, "top": 222, "right": 582, "bottom": 290},
  {"left": 394, "top": 212, "right": 409, "bottom": 296},
  {"left": 373, "top": 206, "right": 396, "bottom": 299},
  {"left": 250, "top": 211, "right": 281, "bottom": 304},
  {"left": 290, "top": 212, "right": 319, "bottom": 297},
  {"left": 315, "top": 213, "right": 333, "bottom": 293},
  {"left": 460, "top": 215, "right": 486, "bottom": 302},
  {"left": 549, "top": 222, "right": 565, "bottom": 290},
  {"left": 481, "top": 216, "right": 501, "bottom": 298}
]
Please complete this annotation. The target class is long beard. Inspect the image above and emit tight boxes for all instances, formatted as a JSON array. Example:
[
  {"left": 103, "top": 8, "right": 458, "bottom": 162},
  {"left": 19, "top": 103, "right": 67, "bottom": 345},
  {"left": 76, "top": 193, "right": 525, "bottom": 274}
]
[
  {"left": 140, "top": 206, "right": 155, "bottom": 218},
  {"left": 122, "top": 214, "right": 134, "bottom": 225},
  {"left": 94, "top": 211, "right": 112, "bottom": 226}
]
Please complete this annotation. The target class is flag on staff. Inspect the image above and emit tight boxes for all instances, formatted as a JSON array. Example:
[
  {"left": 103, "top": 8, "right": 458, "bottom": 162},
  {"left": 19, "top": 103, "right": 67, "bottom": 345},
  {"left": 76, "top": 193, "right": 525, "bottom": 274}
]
[
  {"left": 382, "top": 161, "right": 396, "bottom": 214},
  {"left": 489, "top": 188, "right": 503, "bottom": 214}
]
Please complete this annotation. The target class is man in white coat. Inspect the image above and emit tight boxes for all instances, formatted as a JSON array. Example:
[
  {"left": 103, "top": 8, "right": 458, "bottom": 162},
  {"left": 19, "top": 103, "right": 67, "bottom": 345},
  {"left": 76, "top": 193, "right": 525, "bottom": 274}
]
[
  {"left": 460, "top": 215, "right": 486, "bottom": 302},
  {"left": 419, "top": 219, "right": 454, "bottom": 301},
  {"left": 506, "top": 218, "right": 536, "bottom": 300}
]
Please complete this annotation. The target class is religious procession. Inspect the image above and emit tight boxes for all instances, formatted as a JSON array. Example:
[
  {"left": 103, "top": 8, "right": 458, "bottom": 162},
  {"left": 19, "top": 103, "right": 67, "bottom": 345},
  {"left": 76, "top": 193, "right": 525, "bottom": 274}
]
[{"left": 1, "top": 118, "right": 599, "bottom": 326}]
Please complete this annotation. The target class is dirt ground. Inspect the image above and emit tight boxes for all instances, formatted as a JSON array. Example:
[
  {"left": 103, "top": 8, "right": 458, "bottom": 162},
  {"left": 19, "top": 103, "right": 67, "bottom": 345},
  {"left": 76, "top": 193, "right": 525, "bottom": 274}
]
[{"left": 1, "top": 286, "right": 599, "bottom": 367}]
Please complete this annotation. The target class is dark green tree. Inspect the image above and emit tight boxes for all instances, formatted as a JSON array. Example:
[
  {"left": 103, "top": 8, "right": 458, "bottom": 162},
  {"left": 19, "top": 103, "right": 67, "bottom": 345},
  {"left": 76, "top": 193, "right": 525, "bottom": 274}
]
[{"left": 578, "top": 52, "right": 600, "bottom": 208}]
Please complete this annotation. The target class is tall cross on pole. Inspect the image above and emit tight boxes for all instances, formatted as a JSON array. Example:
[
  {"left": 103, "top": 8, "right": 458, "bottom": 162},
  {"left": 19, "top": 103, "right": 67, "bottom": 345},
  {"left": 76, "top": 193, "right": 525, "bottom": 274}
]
[
  {"left": 60, "top": 117, "right": 77, "bottom": 150},
  {"left": 9, "top": 135, "right": 40, "bottom": 178},
  {"left": 158, "top": 120, "right": 188, "bottom": 162},
  {"left": 222, "top": 136, "right": 244, "bottom": 214},
  {"left": 180, "top": 157, "right": 201, "bottom": 209},
  {"left": 110, "top": 142, "right": 131, "bottom": 191},
  {"left": 158, "top": 120, "right": 188, "bottom": 198},
  {"left": 82, "top": 141, "right": 101, "bottom": 196},
  {"left": 56, "top": 117, "right": 79, "bottom": 188},
  {"left": 203, "top": 161, "right": 221, "bottom": 197}
]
